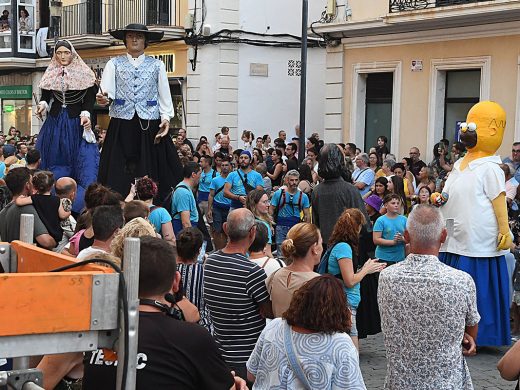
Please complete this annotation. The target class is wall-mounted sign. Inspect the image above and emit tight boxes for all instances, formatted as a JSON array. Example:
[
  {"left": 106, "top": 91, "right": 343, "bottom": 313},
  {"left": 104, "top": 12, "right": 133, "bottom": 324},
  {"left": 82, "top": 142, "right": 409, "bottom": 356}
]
[
  {"left": 250, "top": 63, "right": 269, "bottom": 77},
  {"left": 411, "top": 60, "right": 423, "bottom": 72},
  {"left": 0, "top": 85, "right": 32, "bottom": 99},
  {"left": 151, "top": 53, "right": 176, "bottom": 77}
]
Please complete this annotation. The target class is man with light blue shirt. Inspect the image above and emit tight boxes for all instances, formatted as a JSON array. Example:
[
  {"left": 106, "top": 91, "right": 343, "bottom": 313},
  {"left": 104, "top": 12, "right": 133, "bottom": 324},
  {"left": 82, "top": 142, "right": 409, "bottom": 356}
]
[
  {"left": 503, "top": 141, "right": 520, "bottom": 183},
  {"left": 171, "top": 161, "right": 201, "bottom": 235},
  {"left": 269, "top": 170, "right": 310, "bottom": 245},
  {"left": 352, "top": 153, "right": 375, "bottom": 197},
  {"left": 208, "top": 159, "right": 232, "bottom": 249},
  {"left": 198, "top": 155, "right": 218, "bottom": 226},
  {"left": 224, "top": 150, "right": 264, "bottom": 209}
]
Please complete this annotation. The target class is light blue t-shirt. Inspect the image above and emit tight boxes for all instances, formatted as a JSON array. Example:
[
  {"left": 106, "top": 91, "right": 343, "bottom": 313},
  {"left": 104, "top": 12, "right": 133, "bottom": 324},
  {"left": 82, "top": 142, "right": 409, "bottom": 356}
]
[
  {"left": 226, "top": 169, "right": 264, "bottom": 196},
  {"left": 327, "top": 242, "right": 360, "bottom": 308},
  {"left": 503, "top": 156, "right": 520, "bottom": 183},
  {"left": 352, "top": 167, "right": 375, "bottom": 196},
  {"left": 0, "top": 162, "right": 5, "bottom": 179},
  {"left": 209, "top": 175, "right": 231, "bottom": 207},
  {"left": 148, "top": 206, "right": 172, "bottom": 233},
  {"left": 171, "top": 183, "right": 198, "bottom": 223},
  {"left": 271, "top": 189, "right": 310, "bottom": 218},
  {"left": 373, "top": 214, "right": 407, "bottom": 262},
  {"left": 199, "top": 168, "right": 218, "bottom": 194},
  {"left": 257, "top": 219, "right": 272, "bottom": 245}
]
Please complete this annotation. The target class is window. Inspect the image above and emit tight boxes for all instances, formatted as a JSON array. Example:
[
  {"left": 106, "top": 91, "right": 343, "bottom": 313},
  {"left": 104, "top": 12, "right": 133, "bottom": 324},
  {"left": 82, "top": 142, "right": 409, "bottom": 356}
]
[
  {"left": 0, "top": 1, "right": 12, "bottom": 51},
  {"left": 443, "top": 70, "right": 480, "bottom": 142},
  {"left": 365, "top": 72, "right": 393, "bottom": 151},
  {"left": 17, "top": 0, "right": 35, "bottom": 53},
  {"left": 170, "top": 81, "right": 184, "bottom": 129},
  {"left": 2, "top": 99, "right": 32, "bottom": 135}
]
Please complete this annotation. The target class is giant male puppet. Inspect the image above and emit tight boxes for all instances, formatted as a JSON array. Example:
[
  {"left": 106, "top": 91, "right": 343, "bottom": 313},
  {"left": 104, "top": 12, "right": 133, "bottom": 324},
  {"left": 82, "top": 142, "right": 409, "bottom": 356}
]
[
  {"left": 433, "top": 101, "right": 511, "bottom": 346},
  {"left": 96, "top": 24, "right": 181, "bottom": 201}
]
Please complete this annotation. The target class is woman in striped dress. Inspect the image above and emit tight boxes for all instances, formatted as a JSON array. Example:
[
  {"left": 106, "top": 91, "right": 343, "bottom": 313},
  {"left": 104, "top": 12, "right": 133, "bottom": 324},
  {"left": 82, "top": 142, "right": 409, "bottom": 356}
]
[{"left": 176, "top": 227, "right": 213, "bottom": 333}]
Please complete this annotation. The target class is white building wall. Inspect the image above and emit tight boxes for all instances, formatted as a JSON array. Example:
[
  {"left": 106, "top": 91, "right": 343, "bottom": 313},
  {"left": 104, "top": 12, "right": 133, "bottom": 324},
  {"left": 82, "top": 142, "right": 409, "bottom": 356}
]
[{"left": 186, "top": 0, "right": 327, "bottom": 146}]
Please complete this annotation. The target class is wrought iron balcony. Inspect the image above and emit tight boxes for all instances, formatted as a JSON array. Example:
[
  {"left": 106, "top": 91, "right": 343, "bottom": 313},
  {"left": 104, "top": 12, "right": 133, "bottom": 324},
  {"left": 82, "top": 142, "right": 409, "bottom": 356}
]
[
  {"left": 389, "top": 0, "right": 491, "bottom": 13},
  {"left": 60, "top": 0, "right": 183, "bottom": 38}
]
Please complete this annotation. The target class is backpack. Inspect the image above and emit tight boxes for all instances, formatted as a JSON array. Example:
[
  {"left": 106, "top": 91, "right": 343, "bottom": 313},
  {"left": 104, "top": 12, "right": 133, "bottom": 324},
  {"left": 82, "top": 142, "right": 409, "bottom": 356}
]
[
  {"left": 237, "top": 170, "right": 255, "bottom": 194},
  {"left": 317, "top": 243, "right": 340, "bottom": 276},
  {"left": 273, "top": 189, "right": 304, "bottom": 223},
  {"left": 161, "top": 184, "right": 191, "bottom": 219}
]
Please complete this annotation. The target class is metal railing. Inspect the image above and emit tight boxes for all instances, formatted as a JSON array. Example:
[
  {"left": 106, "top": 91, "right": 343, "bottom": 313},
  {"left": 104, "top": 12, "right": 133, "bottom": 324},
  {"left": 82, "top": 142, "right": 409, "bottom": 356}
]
[
  {"left": 61, "top": 0, "right": 179, "bottom": 37},
  {"left": 389, "top": 0, "right": 491, "bottom": 13},
  {"left": 61, "top": 1, "right": 101, "bottom": 36}
]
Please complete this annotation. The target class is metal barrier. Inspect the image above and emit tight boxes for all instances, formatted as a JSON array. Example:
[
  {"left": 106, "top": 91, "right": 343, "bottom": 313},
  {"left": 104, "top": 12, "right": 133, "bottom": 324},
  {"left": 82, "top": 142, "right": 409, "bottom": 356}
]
[{"left": 0, "top": 214, "right": 140, "bottom": 390}]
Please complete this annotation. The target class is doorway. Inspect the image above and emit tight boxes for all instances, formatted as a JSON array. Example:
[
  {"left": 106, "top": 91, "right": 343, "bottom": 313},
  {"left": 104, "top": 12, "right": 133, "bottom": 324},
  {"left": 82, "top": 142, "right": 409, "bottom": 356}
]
[{"left": 364, "top": 72, "right": 393, "bottom": 153}]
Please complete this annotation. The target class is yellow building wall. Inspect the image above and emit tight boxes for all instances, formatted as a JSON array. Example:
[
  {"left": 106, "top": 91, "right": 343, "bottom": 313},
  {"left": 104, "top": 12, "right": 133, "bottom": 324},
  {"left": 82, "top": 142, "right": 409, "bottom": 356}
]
[
  {"left": 343, "top": 34, "right": 520, "bottom": 159},
  {"left": 78, "top": 41, "right": 188, "bottom": 78},
  {"left": 349, "top": 0, "right": 388, "bottom": 22}
]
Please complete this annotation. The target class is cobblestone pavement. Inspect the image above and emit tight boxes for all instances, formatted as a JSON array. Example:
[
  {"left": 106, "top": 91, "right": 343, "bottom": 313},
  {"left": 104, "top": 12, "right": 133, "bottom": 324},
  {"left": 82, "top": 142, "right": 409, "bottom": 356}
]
[{"left": 359, "top": 334, "right": 515, "bottom": 390}]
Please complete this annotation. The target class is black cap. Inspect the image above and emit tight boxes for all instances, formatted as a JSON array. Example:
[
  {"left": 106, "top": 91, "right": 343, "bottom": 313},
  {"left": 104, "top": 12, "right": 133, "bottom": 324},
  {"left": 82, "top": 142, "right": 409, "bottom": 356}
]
[{"left": 109, "top": 23, "right": 164, "bottom": 42}]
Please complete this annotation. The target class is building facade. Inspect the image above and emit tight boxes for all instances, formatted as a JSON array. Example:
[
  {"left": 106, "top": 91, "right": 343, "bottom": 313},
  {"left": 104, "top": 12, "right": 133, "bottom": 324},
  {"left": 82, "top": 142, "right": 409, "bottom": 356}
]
[
  {"left": 314, "top": 0, "right": 520, "bottom": 160},
  {"left": 186, "top": 0, "right": 327, "bottom": 145},
  {"left": 0, "top": 0, "right": 189, "bottom": 135}
]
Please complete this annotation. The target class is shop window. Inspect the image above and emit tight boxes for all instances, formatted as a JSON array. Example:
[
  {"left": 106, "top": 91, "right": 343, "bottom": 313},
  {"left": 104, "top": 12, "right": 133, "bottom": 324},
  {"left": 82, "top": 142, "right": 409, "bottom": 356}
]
[
  {"left": 170, "top": 81, "right": 184, "bottom": 129},
  {"left": 17, "top": 0, "right": 35, "bottom": 53},
  {"left": 0, "top": 1, "right": 12, "bottom": 51},
  {"left": 443, "top": 69, "right": 480, "bottom": 142},
  {"left": 365, "top": 72, "right": 393, "bottom": 151},
  {"left": 2, "top": 99, "right": 32, "bottom": 135}
]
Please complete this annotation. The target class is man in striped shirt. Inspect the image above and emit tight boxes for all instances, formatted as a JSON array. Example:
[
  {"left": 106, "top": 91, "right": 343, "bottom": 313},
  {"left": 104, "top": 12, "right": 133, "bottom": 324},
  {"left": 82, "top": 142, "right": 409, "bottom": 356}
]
[{"left": 204, "top": 208, "right": 273, "bottom": 381}]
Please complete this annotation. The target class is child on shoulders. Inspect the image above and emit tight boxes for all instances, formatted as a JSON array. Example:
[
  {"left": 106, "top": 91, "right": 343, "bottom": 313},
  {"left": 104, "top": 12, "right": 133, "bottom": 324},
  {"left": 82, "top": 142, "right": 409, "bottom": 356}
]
[{"left": 16, "top": 171, "right": 71, "bottom": 250}]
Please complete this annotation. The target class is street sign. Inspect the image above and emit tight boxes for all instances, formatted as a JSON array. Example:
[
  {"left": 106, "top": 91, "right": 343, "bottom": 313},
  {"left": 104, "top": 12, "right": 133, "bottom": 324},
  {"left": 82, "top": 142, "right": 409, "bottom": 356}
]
[{"left": 0, "top": 86, "right": 32, "bottom": 100}]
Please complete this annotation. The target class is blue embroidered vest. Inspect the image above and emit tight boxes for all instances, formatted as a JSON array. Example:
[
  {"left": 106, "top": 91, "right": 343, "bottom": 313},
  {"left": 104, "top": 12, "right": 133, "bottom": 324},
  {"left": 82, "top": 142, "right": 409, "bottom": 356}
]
[{"left": 110, "top": 56, "right": 161, "bottom": 120}]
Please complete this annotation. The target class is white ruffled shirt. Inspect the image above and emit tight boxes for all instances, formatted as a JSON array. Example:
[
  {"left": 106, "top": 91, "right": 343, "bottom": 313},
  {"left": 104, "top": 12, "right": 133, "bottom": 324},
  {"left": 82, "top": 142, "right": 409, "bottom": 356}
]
[{"left": 100, "top": 53, "right": 174, "bottom": 122}]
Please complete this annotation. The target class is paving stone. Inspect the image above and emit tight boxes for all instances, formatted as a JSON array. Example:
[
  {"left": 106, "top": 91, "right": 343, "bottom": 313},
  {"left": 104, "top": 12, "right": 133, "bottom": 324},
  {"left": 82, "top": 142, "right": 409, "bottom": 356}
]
[{"left": 359, "top": 334, "right": 514, "bottom": 390}]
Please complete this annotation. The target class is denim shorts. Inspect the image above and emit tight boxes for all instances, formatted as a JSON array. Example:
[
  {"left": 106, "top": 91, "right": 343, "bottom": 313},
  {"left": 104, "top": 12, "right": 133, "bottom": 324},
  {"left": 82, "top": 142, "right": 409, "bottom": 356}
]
[
  {"left": 350, "top": 308, "right": 358, "bottom": 337},
  {"left": 212, "top": 206, "right": 229, "bottom": 233},
  {"left": 275, "top": 224, "right": 292, "bottom": 245}
]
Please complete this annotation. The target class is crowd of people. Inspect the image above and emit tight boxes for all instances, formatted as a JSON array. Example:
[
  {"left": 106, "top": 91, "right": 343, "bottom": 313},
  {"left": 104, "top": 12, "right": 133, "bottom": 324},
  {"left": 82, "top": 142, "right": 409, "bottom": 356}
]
[{"left": 0, "top": 123, "right": 519, "bottom": 389}]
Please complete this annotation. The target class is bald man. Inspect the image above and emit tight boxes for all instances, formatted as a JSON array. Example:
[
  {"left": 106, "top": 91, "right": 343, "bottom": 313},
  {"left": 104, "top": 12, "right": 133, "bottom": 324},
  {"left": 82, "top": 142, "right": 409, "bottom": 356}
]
[
  {"left": 55, "top": 177, "right": 78, "bottom": 252},
  {"left": 55, "top": 177, "right": 77, "bottom": 202}
]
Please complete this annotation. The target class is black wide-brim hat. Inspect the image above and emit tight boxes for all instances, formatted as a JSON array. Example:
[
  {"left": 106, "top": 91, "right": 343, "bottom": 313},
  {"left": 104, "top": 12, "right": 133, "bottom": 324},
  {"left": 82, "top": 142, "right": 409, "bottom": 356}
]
[{"left": 109, "top": 23, "right": 164, "bottom": 42}]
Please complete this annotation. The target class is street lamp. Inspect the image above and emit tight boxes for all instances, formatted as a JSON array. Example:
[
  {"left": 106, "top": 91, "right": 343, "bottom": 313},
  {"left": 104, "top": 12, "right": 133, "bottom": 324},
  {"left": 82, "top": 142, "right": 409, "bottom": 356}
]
[{"left": 298, "top": 0, "right": 308, "bottom": 163}]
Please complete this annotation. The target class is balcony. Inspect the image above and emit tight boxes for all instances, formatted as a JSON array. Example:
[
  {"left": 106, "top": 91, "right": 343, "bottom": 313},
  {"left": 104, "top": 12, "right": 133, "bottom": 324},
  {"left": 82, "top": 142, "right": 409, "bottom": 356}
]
[
  {"left": 389, "top": 0, "right": 490, "bottom": 13},
  {"left": 59, "top": 0, "right": 186, "bottom": 49}
]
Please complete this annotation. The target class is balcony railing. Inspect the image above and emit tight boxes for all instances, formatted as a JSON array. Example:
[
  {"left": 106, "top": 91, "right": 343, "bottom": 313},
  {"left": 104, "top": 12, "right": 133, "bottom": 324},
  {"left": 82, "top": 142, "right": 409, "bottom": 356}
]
[
  {"left": 61, "top": 2, "right": 101, "bottom": 36},
  {"left": 61, "top": 0, "right": 182, "bottom": 37},
  {"left": 389, "top": 0, "right": 491, "bottom": 13}
]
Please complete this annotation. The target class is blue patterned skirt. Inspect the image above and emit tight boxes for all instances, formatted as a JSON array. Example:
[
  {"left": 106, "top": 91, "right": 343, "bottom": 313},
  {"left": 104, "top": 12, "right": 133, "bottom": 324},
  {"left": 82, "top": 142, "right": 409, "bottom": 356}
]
[
  {"left": 36, "top": 108, "right": 99, "bottom": 213},
  {"left": 439, "top": 252, "right": 510, "bottom": 346}
]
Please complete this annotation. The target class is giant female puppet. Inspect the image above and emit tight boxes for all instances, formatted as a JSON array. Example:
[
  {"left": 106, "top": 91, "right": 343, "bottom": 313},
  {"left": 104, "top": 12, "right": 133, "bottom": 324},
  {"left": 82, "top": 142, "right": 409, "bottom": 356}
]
[
  {"left": 433, "top": 101, "right": 511, "bottom": 346},
  {"left": 96, "top": 24, "right": 181, "bottom": 201},
  {"left": 36, "top": 40, "right": 99, "bottom": 214}
]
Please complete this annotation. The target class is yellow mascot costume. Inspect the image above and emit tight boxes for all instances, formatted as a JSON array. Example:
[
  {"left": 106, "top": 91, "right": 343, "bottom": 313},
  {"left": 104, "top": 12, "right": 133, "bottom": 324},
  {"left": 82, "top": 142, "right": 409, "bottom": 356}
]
[{"left": 433, "top": 101, "right": 511, "bottom": 346}]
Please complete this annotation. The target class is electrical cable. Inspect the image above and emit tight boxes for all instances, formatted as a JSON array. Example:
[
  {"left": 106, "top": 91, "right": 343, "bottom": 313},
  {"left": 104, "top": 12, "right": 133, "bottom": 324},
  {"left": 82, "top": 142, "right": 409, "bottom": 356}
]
[{"left": 50, "top": 259, "right": 129, "bottom": 390}]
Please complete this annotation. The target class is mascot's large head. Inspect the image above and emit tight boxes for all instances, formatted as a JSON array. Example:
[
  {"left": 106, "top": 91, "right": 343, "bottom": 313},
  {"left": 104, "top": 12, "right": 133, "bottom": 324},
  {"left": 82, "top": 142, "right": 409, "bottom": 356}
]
[{"left": 459, "top": 101, "right": 506, "bottom": 155}]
